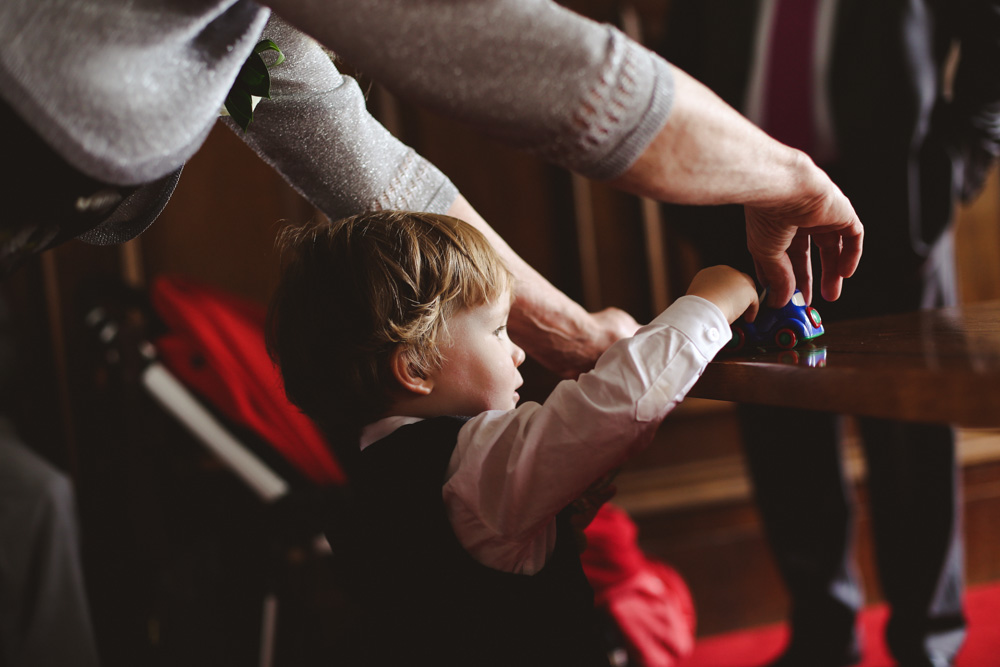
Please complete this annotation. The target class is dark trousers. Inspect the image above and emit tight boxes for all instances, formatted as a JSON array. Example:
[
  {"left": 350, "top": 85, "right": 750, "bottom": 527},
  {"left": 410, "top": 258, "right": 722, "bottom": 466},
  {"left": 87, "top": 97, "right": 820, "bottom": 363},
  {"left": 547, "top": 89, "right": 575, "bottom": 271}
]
[
  {"left": 741, "top": 407, "right": 965, "bottom": 665},
  {"left": 738, "top": 233, "right": 965, "bottom": 665},
  {"left": 665, "top": 157, "right": 967, "bottom": 663}
]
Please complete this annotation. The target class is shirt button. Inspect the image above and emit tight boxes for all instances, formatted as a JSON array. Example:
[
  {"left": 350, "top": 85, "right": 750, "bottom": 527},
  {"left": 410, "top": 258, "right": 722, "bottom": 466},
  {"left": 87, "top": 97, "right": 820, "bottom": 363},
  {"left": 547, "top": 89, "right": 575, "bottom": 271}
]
[{"left": 708, "top": 327, "right": 720, "bottom": 341}]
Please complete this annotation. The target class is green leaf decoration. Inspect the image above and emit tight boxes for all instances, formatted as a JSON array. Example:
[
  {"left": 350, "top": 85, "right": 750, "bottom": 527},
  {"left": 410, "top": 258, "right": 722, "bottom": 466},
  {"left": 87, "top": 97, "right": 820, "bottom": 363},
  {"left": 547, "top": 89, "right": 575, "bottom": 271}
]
[
  {"left": 255, "top": 38, "right": 285, "bottom": 66},
  {"left": 237, "top": 52, "right": 271, "bottom": 99},
  {"left": 224, "top": 39, "right": 286, "bottom": 132},
  {"left": 224, "top": 87, "right": 255, "bottom": 132}
]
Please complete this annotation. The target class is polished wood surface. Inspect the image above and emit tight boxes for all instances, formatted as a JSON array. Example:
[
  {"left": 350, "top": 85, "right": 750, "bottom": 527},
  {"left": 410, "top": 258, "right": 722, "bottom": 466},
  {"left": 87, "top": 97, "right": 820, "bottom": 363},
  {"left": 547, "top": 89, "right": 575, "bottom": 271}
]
[{"left": 690, "top": 300, "right": 1000, "bottom": 427}]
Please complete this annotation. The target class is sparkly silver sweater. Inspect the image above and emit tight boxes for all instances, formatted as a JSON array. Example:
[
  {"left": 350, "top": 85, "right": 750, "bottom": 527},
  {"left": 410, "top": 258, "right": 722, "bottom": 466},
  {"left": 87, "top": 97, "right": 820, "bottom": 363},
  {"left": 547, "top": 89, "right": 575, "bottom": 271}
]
[{"left": 1, "top": 1, "right": 674, "bottom": 238}]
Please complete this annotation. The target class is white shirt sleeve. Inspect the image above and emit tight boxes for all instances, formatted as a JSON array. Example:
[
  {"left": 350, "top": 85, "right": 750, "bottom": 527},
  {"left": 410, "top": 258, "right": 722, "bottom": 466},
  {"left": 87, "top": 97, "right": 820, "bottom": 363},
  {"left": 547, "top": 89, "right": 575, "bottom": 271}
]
[{"left": 442, "top": 295, "right": 730, "bottom": 574}]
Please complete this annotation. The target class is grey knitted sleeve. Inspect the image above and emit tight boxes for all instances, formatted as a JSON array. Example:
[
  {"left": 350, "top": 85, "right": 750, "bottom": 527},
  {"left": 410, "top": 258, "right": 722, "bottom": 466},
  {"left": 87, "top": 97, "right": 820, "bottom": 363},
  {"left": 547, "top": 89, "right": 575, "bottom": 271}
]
[
  {"left": 224, "top": 17, "right": 458, "bottom": 220},
  {"left": 276, "top": 0, "right": 675, "bottom": 181}
]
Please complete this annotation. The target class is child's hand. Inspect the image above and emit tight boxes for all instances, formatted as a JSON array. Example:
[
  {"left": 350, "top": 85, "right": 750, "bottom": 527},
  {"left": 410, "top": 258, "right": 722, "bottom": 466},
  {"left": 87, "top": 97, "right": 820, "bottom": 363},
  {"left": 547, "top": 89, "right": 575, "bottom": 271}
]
[{"left": 686, "top": 265, "right": 760, "bottom": 324}]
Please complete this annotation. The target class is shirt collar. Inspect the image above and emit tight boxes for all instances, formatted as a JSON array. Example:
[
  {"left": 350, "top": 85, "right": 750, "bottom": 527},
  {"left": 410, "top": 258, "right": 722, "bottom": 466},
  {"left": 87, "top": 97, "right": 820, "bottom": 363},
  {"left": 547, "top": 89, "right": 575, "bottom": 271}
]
[{"left": 358, "top": 415, "right": 425, "bottom": 451}]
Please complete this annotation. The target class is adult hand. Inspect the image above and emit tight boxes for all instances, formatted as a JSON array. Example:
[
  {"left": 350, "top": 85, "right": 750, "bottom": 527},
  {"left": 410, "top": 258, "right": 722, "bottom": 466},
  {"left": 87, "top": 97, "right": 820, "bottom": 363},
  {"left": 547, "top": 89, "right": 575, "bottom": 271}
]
[
  {"left": 567, "top": 306, "right": 642, "bottom": 375},
  {"left": 744, "top": 157, "right": 863, "bottom": 307},
  {"left": 511, "top": 305, "right": 642, "bottom": 379},
  {"left": 610, "top": 66, "right": 864, "bottom": 309}
]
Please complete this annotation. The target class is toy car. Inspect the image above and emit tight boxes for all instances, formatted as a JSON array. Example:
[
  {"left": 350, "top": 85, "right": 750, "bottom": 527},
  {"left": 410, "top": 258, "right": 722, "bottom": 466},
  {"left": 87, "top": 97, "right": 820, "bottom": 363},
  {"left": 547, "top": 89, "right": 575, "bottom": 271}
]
[{"left": 727, "top": 289, "right": 824, "bottom": 351}]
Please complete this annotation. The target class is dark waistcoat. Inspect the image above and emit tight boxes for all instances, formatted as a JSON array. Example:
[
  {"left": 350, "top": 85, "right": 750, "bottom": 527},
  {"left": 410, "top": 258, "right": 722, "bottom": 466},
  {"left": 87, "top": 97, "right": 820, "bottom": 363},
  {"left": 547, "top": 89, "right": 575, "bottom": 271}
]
[{"left": 330, "top": 416, "right": 608, "bottom": 666}]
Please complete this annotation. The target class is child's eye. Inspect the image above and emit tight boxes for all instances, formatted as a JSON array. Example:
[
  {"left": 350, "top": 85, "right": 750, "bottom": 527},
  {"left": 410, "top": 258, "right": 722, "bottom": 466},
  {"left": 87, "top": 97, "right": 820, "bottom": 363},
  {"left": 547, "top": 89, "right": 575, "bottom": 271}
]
[{"left": 494, "top": 325, "right": 507, "bottom": 338}]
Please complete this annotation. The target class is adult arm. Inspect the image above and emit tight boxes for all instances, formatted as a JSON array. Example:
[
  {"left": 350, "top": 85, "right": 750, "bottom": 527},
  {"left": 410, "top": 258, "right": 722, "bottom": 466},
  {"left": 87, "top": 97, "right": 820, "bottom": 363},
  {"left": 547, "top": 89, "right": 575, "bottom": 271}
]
[
  {"left": 224, "top": 18, "right": 457, "bottom": 221},
  {"left": 609, "top": 66, "right": 863, "bottom": 306},
  {"left": 265, "top": 0, "right": 862, "bottom": 307},
  {"left": 230, "top": 17, "right": 638, "bottom": 376}
]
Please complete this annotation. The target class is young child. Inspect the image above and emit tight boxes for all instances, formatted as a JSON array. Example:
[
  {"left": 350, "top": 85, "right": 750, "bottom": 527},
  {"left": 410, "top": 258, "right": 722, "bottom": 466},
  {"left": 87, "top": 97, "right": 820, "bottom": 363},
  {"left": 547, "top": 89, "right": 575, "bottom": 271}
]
[{"left": 267, "top": 210, "right": 758, "bottom": 666}]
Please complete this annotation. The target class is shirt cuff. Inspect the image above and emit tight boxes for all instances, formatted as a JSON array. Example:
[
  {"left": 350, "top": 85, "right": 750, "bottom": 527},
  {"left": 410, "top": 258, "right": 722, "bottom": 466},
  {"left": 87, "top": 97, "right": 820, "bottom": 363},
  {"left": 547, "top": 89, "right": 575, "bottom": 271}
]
[{"left": 650, "top": 294, "right": 731, "bottom": 359}]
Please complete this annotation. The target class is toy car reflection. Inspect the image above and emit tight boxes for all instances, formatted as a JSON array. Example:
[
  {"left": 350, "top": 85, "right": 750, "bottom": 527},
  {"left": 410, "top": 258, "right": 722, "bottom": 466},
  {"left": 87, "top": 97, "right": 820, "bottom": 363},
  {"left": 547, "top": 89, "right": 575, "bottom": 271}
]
[
  {"left": 777, "top": 346, "right": 827, "bottom": 367},
  {"left": 727, "top": 289, "right": 824, "bottom": 351}
]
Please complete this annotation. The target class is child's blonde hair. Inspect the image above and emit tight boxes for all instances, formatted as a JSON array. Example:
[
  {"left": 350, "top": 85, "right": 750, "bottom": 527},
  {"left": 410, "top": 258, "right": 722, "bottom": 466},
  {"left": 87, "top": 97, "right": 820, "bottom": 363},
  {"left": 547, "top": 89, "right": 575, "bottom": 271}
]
[{"left": 267, "top": 210, "right": 513, "bottom": 435}]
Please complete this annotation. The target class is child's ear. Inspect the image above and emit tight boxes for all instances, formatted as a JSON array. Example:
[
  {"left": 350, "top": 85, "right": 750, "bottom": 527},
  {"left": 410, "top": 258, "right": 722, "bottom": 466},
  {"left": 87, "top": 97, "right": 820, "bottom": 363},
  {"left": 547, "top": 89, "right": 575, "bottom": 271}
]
[{"left": 390, "top": 346, "right": 433, "bottom": 396}]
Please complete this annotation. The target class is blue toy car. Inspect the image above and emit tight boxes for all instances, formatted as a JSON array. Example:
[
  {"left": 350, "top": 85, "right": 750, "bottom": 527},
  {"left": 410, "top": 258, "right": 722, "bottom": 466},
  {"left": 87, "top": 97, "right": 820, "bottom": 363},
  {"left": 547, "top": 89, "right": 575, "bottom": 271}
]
[{"left": 727, "top": 289, "right": 824, "bottom": 351}]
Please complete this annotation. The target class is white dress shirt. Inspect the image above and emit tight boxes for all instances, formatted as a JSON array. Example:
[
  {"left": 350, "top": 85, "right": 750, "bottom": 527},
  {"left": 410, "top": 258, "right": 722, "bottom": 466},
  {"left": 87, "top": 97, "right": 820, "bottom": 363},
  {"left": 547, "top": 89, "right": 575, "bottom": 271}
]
[{"left": 359, "top": 295, "right": 729, "bottom": 575}]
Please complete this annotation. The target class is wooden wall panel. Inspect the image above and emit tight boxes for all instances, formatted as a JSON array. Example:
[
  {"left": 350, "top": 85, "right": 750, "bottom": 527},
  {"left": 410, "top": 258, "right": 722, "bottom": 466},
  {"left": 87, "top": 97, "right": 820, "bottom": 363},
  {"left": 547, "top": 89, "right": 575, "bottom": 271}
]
[
  {"left": 956, "top": 168, "right": 1000, "bottom": 304},
  {"left": 138, "top": 125, "right": 314, "bottom": 305}
]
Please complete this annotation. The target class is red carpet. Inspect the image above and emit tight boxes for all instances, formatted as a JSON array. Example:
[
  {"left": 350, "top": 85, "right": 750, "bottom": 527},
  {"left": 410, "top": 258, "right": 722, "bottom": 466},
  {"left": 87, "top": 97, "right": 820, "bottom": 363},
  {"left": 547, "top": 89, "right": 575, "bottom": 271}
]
[{"left": 682, "top": 581, "right": 1000, "bottom": 666}]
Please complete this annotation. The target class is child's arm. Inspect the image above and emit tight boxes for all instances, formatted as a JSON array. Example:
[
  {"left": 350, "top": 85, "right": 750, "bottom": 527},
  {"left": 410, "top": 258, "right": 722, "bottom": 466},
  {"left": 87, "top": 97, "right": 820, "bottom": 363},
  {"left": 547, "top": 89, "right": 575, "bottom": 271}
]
[
  {"left": 443, "top": 267, "right": 757, "bottom": 574},
  {"left": 686, "top": 264, "right": 761, "bottom": 323}
]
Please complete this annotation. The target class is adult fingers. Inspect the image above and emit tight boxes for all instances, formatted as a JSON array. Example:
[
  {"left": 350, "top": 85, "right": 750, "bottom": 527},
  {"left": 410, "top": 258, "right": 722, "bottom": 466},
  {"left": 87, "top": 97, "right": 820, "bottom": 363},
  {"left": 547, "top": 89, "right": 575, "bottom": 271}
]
[
  {"left": 753, "top": 253, "right": 796, "bottom": 308},
  {"left": 817, "top": 191, "right": 864, "bottom": 300},
  {"left": 838, "top": 223, "right": 864, "bottom": 278},
  {"left": 815, "top": 233, "right": 844, "bottom": 302},
  {"left": 745, "top": 208, "right": 797, "bottom": 307},
  {"left": 789, "top": 232, "right": 813, "bottom": 304}
]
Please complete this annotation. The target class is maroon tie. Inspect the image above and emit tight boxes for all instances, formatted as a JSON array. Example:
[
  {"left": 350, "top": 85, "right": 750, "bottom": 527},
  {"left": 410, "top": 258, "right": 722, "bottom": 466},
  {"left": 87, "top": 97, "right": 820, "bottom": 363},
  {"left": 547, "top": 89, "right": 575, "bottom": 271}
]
[{"left": 762, "top": 0, "right": 821, "bottom": 156}]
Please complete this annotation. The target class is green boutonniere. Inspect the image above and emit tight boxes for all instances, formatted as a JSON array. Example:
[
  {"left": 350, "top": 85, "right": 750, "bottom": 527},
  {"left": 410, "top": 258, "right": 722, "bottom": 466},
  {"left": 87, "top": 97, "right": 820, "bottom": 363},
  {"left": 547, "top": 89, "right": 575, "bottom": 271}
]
[{"left": 223, "top": 39, "right": 285, "bottom": 132}]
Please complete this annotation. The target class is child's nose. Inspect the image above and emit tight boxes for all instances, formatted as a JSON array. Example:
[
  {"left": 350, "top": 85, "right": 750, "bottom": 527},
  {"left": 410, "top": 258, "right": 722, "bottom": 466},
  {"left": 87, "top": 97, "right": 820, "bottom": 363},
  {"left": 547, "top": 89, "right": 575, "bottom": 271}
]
[{"left": 512, "top": 343, "right": 526, "bottom": 368}]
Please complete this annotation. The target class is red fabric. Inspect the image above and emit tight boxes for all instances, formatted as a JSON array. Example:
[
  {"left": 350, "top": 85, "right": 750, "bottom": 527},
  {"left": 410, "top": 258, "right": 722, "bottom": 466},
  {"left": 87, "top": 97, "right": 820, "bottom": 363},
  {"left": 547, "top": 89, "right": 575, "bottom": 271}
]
[
  {"left": 150, "top": 275, "right": 345, "bottom": 485},
  {"left": 683, "top": 580, "right": 1000, "bottom": 667},
  {"left": 583, "top": 505, "right": 697, "bottom": 667}
]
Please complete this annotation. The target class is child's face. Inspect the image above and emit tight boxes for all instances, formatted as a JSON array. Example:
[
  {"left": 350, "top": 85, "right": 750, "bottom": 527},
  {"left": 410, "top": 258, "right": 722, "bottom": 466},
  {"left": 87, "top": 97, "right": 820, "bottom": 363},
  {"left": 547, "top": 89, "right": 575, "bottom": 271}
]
[{"left": 426, "top": 292, "right": 526, "bottom": 415}]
